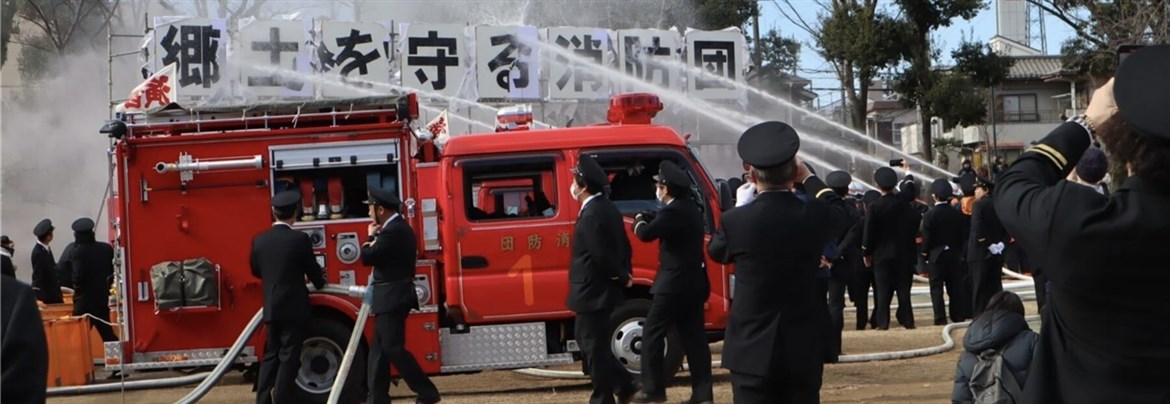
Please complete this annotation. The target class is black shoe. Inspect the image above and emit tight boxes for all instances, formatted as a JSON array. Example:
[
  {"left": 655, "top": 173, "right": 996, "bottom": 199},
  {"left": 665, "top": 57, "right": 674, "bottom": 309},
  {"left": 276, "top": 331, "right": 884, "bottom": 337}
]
[
  {"left": 631, "top": 391, "right": 667, "bottom": 403},
  {"left": 617, "top": 383, "right": 641, "bottom": 404},
  {"left": 680, "top": 399, "right": 714, "bottom": 404},
  {"left": 904, "top": 324, "right": 917, "bottom": 330},
  {"left": 934, "top": 319, "right": 947, "bottom": 326},
  {"left": 415, "top": 397, "right": 441, "bottom": 404}
]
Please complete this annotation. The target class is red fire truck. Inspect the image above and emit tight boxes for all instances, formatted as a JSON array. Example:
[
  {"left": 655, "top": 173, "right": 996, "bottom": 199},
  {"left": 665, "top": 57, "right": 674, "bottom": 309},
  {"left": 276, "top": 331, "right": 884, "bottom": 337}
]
[{"left": 98, "top": 93, "right": 736, "bottom": 402}]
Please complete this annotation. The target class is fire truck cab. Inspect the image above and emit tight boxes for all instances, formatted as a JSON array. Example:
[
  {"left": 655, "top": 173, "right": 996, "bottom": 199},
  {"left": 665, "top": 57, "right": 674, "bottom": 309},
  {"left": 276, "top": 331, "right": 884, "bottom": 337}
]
[{"left": 100, "top": 93, "right": 735, "bottom": 403}]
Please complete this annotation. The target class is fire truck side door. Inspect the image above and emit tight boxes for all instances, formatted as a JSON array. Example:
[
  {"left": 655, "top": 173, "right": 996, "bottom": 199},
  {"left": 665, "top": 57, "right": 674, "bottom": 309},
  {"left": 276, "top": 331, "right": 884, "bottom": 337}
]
[{"left": 453, "top": 155, "right": 573, "bottom": 323}]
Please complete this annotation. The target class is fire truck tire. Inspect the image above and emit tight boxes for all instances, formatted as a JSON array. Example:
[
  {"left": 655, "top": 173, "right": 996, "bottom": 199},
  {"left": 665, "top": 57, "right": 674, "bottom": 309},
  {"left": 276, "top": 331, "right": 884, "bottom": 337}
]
[
  {"left": 293, "top": 318, "right": 367, "bottom": 404},
  {"left": 609, "top": 299, "right": 685, "bottom": 380}
]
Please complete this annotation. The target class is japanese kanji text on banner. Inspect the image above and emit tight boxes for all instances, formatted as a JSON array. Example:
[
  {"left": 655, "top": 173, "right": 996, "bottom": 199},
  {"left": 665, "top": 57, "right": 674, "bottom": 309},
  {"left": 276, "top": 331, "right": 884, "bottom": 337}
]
[{"left": 475, "top": 26, "right": 541, "bottom": 101}]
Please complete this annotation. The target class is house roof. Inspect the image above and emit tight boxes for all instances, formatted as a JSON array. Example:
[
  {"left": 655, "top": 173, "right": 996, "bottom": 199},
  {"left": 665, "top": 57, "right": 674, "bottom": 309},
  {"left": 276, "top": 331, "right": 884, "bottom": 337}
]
[
  {"left": 1007, "top": 56, "right": 1075, "bottom": 80},
  {"left": 867, "top": 99, "right": 905, "bottom": 113}
]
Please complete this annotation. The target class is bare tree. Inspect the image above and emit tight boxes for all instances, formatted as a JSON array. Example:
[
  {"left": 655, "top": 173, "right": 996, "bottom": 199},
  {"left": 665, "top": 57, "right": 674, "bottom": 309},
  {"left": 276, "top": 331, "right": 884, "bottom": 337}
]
[
  {"left": 13, "top": 0, "right": 119, "bottom": 56},
  {"left": 1026, "top": 0, "right": 1170, "bottom": 76}
]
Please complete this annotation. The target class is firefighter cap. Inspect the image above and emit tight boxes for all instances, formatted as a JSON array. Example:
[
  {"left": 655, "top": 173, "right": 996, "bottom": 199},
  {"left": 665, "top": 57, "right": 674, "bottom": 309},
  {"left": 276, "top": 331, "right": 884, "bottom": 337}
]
[
  {"left": 958, "top": 172, "right": 977, "bottom": 196},
  {"left": 826, "top": 171, "right": 852, "bottom": 189},
  {"left": 72, "top": 217, "right": 95, "bottom": 233},
  {"left": 975, "top": 175, "right": 994, "bottom": 190},
  {"left": 738, "top": 121, "right": 800, "bottom": 169},
  {"left": 572, "top": 155, "right": 609, "bottom": 190},
  {"left": 34, "top": 219, "right": 54, "bottom": 238},
  {"left": 1114, "top": 44, "right": 1170, "bottom": 141},
  {"left": 271, "top": 190, "right": 301, "bottom": 210},
  {"left": 862, "top": 190, "right": 880, "bottom": 205},
  {"left": 931, "top": 179, "right": 953, "bottom": 200},
  {"left": 364, "top": 187, "right": 401, "bottom": 209},
  {"left": 874, "top": 167, "right": 898, "bottom": 189},
  {"left": 653, "top": 161, "right": 691, "bottom": 188},
  {"left": 0, "top": 235, "right": 10, "bottom": 245}
]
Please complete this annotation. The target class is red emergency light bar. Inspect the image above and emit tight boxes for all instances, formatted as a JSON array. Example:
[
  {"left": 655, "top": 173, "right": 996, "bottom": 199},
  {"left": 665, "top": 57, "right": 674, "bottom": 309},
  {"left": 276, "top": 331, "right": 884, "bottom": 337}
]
[{"left": 607, "top": 93, "right": 663, "bottom": 125}]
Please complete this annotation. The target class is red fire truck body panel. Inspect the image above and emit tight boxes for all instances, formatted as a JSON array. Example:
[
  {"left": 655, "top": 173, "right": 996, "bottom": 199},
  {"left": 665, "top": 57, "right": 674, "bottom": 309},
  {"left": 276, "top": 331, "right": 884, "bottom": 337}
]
[{"left": 104, "top": 95, "right": 732, "bottom": 398}]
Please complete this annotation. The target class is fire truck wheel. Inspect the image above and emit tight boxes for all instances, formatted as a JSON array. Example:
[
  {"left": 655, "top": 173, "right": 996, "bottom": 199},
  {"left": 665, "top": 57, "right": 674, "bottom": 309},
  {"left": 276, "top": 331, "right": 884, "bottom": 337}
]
[
  {"left": 609, "top": 299, "right": 685, "bottom": 380},
  {"left": 293, "top": 318, "right": 367, "bottom": 404}
]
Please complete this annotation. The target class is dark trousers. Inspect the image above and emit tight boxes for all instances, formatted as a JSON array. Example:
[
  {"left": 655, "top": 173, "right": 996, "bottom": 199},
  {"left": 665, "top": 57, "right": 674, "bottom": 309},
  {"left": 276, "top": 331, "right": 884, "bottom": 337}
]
[
  {"left": 873, "top": 259, "right": 914, "bottom": 329},
  {"left": 367, "top": 311, "right": 439, "bottom": 404},
  {"left": 970, "top": 257, "right": 1005, "bottom": 318},
  {"left": 928, "top": 258, "right": 967, "bottom": 324},
  {"left": 731, "top": 370, "right": 819, "bottom": 404},
  {"left": 256, "top": 321, "right": 306, "bottom": 404},
  {"left": 826, "top": 277, "right": 846, "bottom": 357},
  {"left": 576, "top": 308, "right": 635, "bottom": 404},
  {"left": 74, "top": 299, "right": 118, "bottom": 342},
  {"left": 848, "top": 269, "right": 873, "bottom": 330},
  {"left": 641, "top": 294, "right": 712, "bottom": 401}
]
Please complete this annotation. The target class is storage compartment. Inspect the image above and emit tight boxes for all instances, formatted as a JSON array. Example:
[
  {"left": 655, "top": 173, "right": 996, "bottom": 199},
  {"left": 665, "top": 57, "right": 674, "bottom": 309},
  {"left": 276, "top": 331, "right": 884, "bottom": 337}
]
[
  {"left": 270, "top": 140, "right": 402, "bottom": 222},
  {"left": 150, "top": 258, "right": 220, "bottom": 312},
  {"left": 44, "top": 316, "right": 95, "bottom": 387},
  {"left": 394, "top": 312, "right": 441, "bottom": 375}
]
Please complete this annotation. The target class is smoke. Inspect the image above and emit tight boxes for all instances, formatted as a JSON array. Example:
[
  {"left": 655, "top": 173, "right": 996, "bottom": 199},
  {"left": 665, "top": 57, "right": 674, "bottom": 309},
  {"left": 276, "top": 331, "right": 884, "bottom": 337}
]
[{"left": 0, "top": 45, "right": 142, "bottom": 284}]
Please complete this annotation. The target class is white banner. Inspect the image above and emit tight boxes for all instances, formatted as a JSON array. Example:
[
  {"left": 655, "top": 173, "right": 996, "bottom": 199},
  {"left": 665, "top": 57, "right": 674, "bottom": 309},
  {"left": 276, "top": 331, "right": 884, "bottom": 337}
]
[
  {"left": 685, "top": 30, "right": 746, "bottom": 100},
  {"left": 616, "top": 29, "right": 682, "bottom": 92},
  {"left": 237, "top": 19, "right": 312, "bottom": 98},
  {"left": 318, "top": 21, "right": 391, "bottom": 97},
  {"left": 123, "top": 63, "right": 179, "bottom": 114},
  {"left": 151, "top": 17, "right": 228, "bottom": 98},
  {"left": 474, "top": 25, "right": 540, "bottom": 100},
  {"left": 401, "top": 24, "right": 465, "bottom": 97},
  {"left": 544, "top": 27, "right": 614, "bottom": 100}
]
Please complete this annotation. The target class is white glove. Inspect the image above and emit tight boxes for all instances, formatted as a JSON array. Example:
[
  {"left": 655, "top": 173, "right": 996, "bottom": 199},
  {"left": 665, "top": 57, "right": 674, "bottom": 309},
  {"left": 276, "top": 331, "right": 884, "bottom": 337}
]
[
  {"left": 735, "top": 182, "right": 757, "bottom": 207},
  {"left": 987, "top": 242, "right": 1005, "bottom": 255}
]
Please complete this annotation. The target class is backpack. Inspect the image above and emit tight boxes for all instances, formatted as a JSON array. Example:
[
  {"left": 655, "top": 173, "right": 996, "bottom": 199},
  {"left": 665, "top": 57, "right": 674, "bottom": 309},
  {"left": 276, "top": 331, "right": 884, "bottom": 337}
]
[{"left": 969, "top": 347, "right": 1022, "bottom": 404}]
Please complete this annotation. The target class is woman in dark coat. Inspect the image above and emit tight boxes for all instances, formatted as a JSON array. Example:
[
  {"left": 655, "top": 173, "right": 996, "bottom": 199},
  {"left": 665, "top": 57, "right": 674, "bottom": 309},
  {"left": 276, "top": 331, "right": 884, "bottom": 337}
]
[{"left": 952, "top": 291, "right": 1038, "bottom": 403}]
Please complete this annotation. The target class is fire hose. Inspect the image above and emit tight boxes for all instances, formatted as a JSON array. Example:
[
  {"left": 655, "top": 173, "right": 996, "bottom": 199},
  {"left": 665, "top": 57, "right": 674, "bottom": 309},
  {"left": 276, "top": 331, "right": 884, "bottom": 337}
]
[{"left": 45, "top": 268, "right": 1039, "bottom": 395}]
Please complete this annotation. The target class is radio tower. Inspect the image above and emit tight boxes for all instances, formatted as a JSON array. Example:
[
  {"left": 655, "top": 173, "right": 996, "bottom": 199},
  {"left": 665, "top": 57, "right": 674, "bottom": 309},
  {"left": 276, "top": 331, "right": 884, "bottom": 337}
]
[{"left": 1027, "top": 1, "right": 1049, "bottom": 53}]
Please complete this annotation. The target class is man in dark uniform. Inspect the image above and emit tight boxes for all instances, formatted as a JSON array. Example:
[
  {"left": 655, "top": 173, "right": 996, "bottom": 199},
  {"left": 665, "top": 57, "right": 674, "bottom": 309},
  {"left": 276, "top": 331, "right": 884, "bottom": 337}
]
[
  {"left": 251, "top": 191, "right": 327, "bottom": 404},
  {"left": 69, "top": 218, "right": 118, "bottom": 342},
  {"left": 921, "top": 179, "right": 967, "bottom": 325},
  {"left": 567, "top": 155, "right": 638, "bottom": 404},
  {"left": 967, "top": 177, "right": 1007, "bottom": 318},
  {"left": 856, "top": 190, "right": 881, "bottom": 329},
  {"left": 32, "top": 219, "right": 64, "bottom": 304},
  {"left": 0, "top": 236, "right": 14, "bottom": 278},
  {"left": 996, "top": 46, "right": 1170, "bottom": 403},
  {"left": 861, "top": 167, "right": 916, "bottom": 330},
  {"left": 2, "top": 275, "right": 49, "bottom": 403},
  {"left": 825, "top": 171, "right": 862, "bottom": 358},
  {"left": 707, "top": 121, "right": 848, "bottom": 403},
  {"left": 362, "top": 187, "right": 440, "bottom": 404},
  {"left": 630, "top": 161, "right": 712, "bottom": 404},
  {"left": 56, "top": 241, "right": 77, "bottom": 289}
]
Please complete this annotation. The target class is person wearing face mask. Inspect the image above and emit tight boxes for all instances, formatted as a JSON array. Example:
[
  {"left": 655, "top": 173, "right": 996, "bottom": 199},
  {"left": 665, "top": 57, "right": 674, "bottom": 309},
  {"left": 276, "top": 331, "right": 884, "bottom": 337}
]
[
  {"left": 566, "top": 155, "right": 638, "bottom": 404},
  {"left": 362, "top": 187, "right": 441, "bottom": 404},
  {"left": 708, "top": 121, "right": 849, "bottom": 403},
  {"left": 629, "top": 161, "right": 712, "bottom": 404}
]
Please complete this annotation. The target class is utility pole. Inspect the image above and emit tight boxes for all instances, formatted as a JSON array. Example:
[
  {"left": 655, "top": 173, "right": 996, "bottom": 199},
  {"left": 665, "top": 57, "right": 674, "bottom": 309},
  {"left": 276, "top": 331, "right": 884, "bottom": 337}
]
[{"left": 752, "top": 3, "right": 762, "bottom": 81}]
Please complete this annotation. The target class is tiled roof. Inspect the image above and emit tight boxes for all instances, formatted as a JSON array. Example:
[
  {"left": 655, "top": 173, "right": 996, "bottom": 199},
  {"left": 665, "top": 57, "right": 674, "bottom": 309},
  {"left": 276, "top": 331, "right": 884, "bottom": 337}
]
[{"left": 1007, "top": 56, "right": 1070, "bottom": 80}]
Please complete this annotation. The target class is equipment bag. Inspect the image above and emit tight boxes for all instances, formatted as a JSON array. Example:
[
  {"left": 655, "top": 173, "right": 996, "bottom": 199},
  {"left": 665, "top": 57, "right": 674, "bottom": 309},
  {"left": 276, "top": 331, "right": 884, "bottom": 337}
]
[
  {"left": 969, "top": 347, "right": 1022, "bottom": 404},
  {"left": 150, "top": 258, "right": 219, "bottom": 311}
]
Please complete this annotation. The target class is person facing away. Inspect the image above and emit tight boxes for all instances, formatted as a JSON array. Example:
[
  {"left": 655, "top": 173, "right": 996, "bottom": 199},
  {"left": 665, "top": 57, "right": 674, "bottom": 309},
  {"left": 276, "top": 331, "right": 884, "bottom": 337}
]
[
  {"left": 250, "top": 191, "right": 326, "bottom": 404},
  {"left": 823, "top": 171, "right": 863, "bottom": 361},
  {"left": 708, "top": 121, "right": 849, "bottom": 404},
  {"left": 993, "top": 46, "right": 1170, "bottom": 403},
  {"left": 0, "top": 236, "right": 14, "bottom": 278},
  {"left": 69, "top": 217, "right": 118, "bottom": 343},
  {"left": 1, "top": 275, "right": 49, "bottom": 404},
  {"left": 952, "top": 291, "right": 1038, "bottom": 404},
  {"left": 861, "top": 167, "right": 917, "bottom": 330},
  {"left": 922, "top": 179, "right": 969, "bottom": 325},
  {"left": 1068, "top": 146, "right": 1109, "bottom": 196},
  {"left": 566, "top": 154, "right": 638, "bottom": 404},
  {"left": 31, "top": 219, "right": 64, "bottom": 304},
  {"left": 361, "top": 186, "right": 441, "bottom": 404},
  {"left": 629, "top": 160, "right": 713, "bottom": 404}
]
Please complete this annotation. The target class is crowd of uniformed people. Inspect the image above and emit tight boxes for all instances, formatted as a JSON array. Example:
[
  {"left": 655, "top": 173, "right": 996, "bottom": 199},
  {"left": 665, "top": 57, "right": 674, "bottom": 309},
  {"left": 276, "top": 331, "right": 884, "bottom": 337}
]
[{"left": 3, "top": 45, "right": 1169, "bottom": 404}]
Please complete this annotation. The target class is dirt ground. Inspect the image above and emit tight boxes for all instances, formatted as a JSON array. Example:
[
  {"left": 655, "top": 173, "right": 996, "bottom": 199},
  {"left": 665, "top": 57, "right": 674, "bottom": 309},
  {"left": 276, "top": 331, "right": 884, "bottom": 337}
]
[{"left": 48, "top": 301, "right": 1042, "bottom": 404}]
